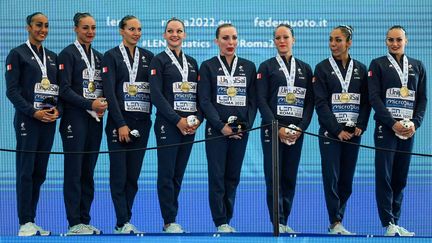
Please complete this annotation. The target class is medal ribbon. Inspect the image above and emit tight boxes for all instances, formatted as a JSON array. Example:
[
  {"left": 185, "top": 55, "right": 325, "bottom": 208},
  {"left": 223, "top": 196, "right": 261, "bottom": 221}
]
[
  {"left": 74, "top": 40, "right": 95, "bottom": 82},
  {"left": 276, "top": 54, "right": 296, "bottom": 93},
  {"left": 26, "top": 40, "right": 47, "bottom": 78},
  {"left": 217, "top": 54, "right": 238, "bottom": 86},
  {"left": 387, "top": 53, "right": 409, "bottom": 87},
  {"left": 119, "top": 42, "right": 140, "bottom": 83},
  {"left": 165, "top": 48, "right": 188, "bottom": 82},
  {"left": 329, "top": 56, "right": 353, "bottom": 93}
]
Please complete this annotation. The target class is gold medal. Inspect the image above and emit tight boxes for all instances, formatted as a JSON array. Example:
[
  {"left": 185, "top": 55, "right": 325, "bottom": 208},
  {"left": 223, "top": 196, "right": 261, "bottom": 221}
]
[
  {"left": 340, "top": 93, "right": 350, "bottom": 103},
  {"left": 88, "top": 81, "right": 96, "bottom": 93},
  {"left": 180, "top": 81, "right": 190, "bottom": 92},
  {"left": 128, "top": 84, "right": 138, "bottom": 96},
  {"left": 41, "top": 78, "right": 51, "bottom": 90},
  {"left": 400, "top": 86, "right": 409, "bottom": 97},
  {"left": 285, "top": 93, "right": 296, "bottom": 104},
  {"left": 227, "top": 87, "right": 237, "bottom": 97}
]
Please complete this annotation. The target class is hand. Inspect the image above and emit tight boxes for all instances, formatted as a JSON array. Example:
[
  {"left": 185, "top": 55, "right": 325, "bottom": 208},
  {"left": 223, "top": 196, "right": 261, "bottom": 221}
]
[
  {"left": 407, "top": 126, "right": 416, "bottom": 138},
  {"left": 354, "top": 127, "right": 363, "bottom": 137},
  {"left": 97, "top": 111, "right": 105, "bottom": 118},
  {"left": 392, "top": 121, "right": 414, "bottom": 137},
  {"left": 177, "top": 118, "right": 190, "bottom": 135},
  {"left": 337, "top": 130, "right": 354, "bottom": 141},
  {"left": 187, "top": 119, "right": 201, "bottom": 135},
  {"left": 118, "top": 125, "right": 131, "bottom": 143},
  {"left": 221, "top": 124, "right": 242, "bottom": 139},
  {"left": 278, "top": 127, "right": 289, "bottom": 141},
  {"left": 33, "top": 108, "right": 58, "bottom": 123},
  {"left": 279, "top": 126, "right": 302, "bottom": 144},
  {"left": 92, "top": 97, "right": 108, "bottom": 113}
]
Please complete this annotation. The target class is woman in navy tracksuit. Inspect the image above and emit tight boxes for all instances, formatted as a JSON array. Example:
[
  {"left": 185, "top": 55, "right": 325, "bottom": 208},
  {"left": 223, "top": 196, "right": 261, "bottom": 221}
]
[
  {"left": 149, "top": 18, "right": 201, "bottom": 233},
  {"left": 58, "top": 12, "right": 107, "bottom": 235},
  {"left": 5, "top": 12, "right": 59, "bottom": 236},
  {"left": 198, "top": 23, "right": 257, "bottom": 233},
  {"left": 101, "top": 15, "right": 153, "bottom": 234},
  {"left": 313, "top": 25, "right": 370, "bottom": 235},
  {"left": 368, "top": 25, "right": 427, "bottom": 237},
  {"left": 256, "top": 24, "right": 314, "bottom": 233}
]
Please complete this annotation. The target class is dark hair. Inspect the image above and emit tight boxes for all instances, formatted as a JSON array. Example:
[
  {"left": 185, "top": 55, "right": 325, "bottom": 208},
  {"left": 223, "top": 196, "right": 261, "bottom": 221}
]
[
  {"left": 387, "top": 25, "right": 407, "bottom": 36},
  {"left": 273, "top": 24, "right": 294, "bottom": 38},
  {"left": 73, "top": 12, "right": 92, "bottom": 27},
  {"left": 26, "top": 12, "right": 45, "bottom": 26},
  {"left": 334, "top": 25, "right": 354, "bottom": 41},
  {"left": 165, "top": 17, "right": 185, "bottom": 32},
  {"left": 119, "top": 15, "right": 137, "bottom": 29},
  {"left": 216, "top": 23, "right": 235, "bottom": 38}
]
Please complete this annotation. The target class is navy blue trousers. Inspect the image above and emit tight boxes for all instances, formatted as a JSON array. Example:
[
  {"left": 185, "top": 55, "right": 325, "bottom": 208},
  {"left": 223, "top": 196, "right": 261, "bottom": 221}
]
[
  {"left": 14, "top": 112, "right": 56, "bottom": 225},
  {"left": 60, "top": 109, "right": 103, "bottom": 227},
  {"left": 319, "top": 127, "right": 361, "bottom": 224},
  {"left": 374, "top": 122, "right": 413, "bottom": 227},
  {"left": 106, "top": 115, "right": 151, "bottom": 226},
  {"left": 261, "top": 125, "right": 304, "bottom": 225},
  {"left": 154, "top": 116, "right": 195, "bottom": 224},
  {"left": 205, "top": 122, "right": 249, "bottom": 227}
]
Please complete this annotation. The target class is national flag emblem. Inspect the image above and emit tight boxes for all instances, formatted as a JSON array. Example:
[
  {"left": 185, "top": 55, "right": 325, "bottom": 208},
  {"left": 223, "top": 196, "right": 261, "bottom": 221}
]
[
  {"left": 197, "top": 75, "right": 200, "bottom": 81},
  {"left": 102, "top": 67, "right": 108, "bottom": 73},
  {"left": 7, "top": 64, "right": 12, "bottom": 71},
  {"left": 59, "top": 64, "right": 64, "bottom": 70},
  {"left": 151, "top": 69, "right": 156, "bottom": 75},
  {"left": 257, "top": 73, "right": 262, "bottom": 79},
  {"left": 368, "top": 71, "right": 372, "bottom": 77},
  {"left": 312, "top": 76, "right": 316, "bottom": 83}
]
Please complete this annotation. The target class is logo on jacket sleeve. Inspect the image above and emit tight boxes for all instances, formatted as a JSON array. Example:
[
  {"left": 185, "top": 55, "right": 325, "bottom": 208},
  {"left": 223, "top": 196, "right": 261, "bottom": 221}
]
[
  {"left": 151, "top": 69, "right": 157, "bottom": 75},
  {"left": 102, "top": 67, "right": 108, "bottom": 73},
  {"left": 7, "top": 64, "right": 12, "bottom": 71},
  {"left": 59, "top": 64, "right": 64, "bottom": 70}
]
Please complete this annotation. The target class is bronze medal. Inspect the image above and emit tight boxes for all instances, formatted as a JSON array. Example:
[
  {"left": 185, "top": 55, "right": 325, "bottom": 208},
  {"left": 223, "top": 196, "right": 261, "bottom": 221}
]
[
  {"left": 227, "top": 87, "right": 237, "bottom": 97},
  {"left": 285, "top": 93, "right": 296, "bottom": 104},
  {"left": 41, "top": 78, "right": 51, "bottom": 90},
  {"left": 180, "top": 81, "right": 190, "bottom": 92},
  {"left": 340, "top": 93, "right": 350, "bottom": 103},
  {"left": 400, "top": 86, "right": 409, "bottom": 97},
  {"left": 88, "top": 81, "right": 96, "bottom": 93},
  {"left": 128, "top": 84, "right": 138, "bottom": 96}
]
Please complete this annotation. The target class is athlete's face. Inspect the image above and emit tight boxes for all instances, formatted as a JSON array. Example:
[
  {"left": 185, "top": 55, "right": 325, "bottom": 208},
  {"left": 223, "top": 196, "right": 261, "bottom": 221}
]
[
  {"left": 75, "top": 16, "right": 96, "bottom": 45},
  {"left": 274, "top": 26, "right": 295, "bottom": 56},
  {"left": 215, "top": 26, "right": 238, "bottom": 57},
  {"left": 164, "top": 20, "right": 186, "bottom": 50},
  {"left": 120, "top": 18, "right": 142, "bottom": 47},
  {"left": 27, "top": 14, "right": 49, "bottom": 44},
  {"left": 329, "top": 29, "right": 352, "bottom": 59},
  {"left": 386, "top": 29, "right": 407, "bottom": 56}
]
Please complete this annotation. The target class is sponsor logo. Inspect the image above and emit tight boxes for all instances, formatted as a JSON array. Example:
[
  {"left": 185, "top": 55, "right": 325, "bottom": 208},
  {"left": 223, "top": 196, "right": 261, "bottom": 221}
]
[{"left": 161, "top": 125, "right": 165, "bottom": 134}]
